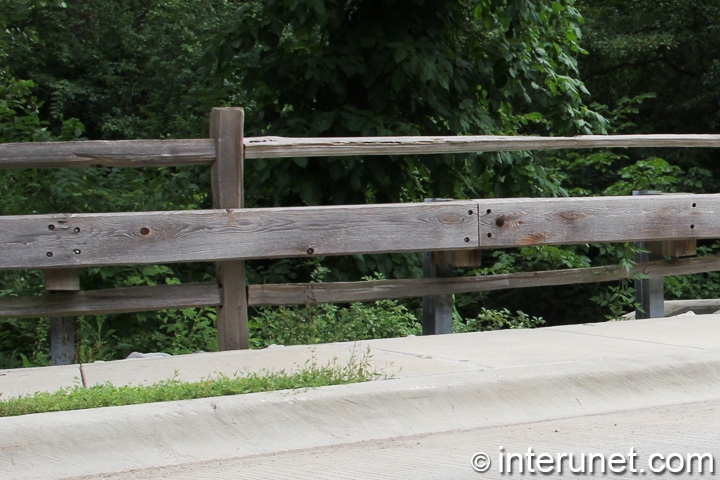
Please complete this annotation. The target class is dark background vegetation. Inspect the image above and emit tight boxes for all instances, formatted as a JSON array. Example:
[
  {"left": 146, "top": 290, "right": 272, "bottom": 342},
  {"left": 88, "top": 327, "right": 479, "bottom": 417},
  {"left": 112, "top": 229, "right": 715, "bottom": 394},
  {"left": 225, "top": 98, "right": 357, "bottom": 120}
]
[{"left": 2, "top": 0, "right": 720, "bottom": 367}]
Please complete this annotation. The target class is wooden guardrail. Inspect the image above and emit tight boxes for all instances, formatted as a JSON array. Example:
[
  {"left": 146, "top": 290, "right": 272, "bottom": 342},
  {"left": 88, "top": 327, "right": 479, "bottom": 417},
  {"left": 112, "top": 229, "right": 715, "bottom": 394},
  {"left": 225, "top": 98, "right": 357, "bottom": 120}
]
[{"left": 2, "top": 106, "right": 720, "bottom": 359}]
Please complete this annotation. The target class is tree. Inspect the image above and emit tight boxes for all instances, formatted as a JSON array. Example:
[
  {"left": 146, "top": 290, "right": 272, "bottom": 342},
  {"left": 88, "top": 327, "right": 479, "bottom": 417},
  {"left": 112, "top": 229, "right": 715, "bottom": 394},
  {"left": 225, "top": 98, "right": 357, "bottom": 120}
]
[
  {"left": 578, "top": 0, "right": 720, "bottom": 178},
  {"left": 208, "top": 0, "right": 606, "bottom": 207},
  {"left": 2, "top": 0, "right": 237, "bottom": 140}
]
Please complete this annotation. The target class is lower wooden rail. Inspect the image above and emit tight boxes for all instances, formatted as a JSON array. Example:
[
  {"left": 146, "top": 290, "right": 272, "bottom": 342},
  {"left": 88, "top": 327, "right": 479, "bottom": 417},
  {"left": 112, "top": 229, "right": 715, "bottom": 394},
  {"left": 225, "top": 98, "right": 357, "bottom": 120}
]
[{"left": 2, "top": 255, "right": 719, "bottom": 319}]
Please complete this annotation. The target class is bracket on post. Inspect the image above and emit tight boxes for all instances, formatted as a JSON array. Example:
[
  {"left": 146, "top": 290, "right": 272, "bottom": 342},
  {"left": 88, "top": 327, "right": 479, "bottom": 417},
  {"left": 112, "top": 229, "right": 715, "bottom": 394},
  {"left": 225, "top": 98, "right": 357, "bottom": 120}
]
[{"left": 633, "top": 191, "right": 697, "bottom": 319}]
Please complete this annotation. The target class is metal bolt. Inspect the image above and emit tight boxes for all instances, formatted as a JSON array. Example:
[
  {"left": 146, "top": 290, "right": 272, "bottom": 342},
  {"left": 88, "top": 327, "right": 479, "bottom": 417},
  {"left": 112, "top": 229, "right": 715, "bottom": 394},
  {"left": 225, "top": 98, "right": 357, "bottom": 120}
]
[
  {"left": 46, "top": 252, "right": 53, "bottom": 257},
  {"left": 464, "top": 237, "right": 470, "bottom": 243},
  {"left": 73, "top": 249, "right": 81, "bottom": 255},
  {"left": 306, "top": 247, "right": 315, "bottom": 255},
  {"left": 74, "top": 227, "right": 81, "bottom": 233},
  {"left": 48, "top": 225, "right": 55, "bottom": 230}
]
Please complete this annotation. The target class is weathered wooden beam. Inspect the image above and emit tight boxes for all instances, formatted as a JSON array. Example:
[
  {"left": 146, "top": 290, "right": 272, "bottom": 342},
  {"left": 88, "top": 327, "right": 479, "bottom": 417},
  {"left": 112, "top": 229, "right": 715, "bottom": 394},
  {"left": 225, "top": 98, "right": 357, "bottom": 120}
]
[
  {"left": 0, "top": 202, "right": 478, "bottom": 269},
  {"left": 248, "top": 255, "right": 720, "bottom": 306},
  {"left": 0, "top": 139, "right": 216, "bottom": 169},
  {"left": 431, "top": 250, "right": 482, "bottom": 268},
  {"left": 479, "top": 194, "right": 710, "bottom": 248},
  {"left": 2, "top": 255, "right": 717, "bottom": 319},
  {"left": 5, "top": 134, "right": 720, "bottom": 169},
  {"left": 243, "top": 134, "right": 720, "bottom": 159},
  {"left": 210, "top": 107, "right": 249, "bottom": 350},
  {"left": 45, "top": 268, "right": 80, "bottom": 365},
  {"left": 0, "top": 282, "right": 221, "bottom": 319}
]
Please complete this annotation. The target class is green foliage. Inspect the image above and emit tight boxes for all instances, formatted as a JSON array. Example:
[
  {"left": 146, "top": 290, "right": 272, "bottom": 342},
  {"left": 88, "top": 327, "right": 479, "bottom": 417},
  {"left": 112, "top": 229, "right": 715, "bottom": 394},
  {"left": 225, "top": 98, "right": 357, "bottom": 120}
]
[
  {"left": 577, "top": 0, "right": 720, "bottom": 192},
  {"left": 590, "top": 280, "right": 638, "bottom": 321},
  {"left": 209, "top": 0, "right": 605, "bottom": 209},
  {"left": 579, "top": 0, "right": 720, "bottom": 135},
  {"left": 0, "top": 347, "right": 384, "bottom": 417},
  {"left": 2, "top": 0, "right": 237, "bottom": 140},
  {"left": 454, "top": 307, "right": 546, "bottom": 333},
  {"left": 665, "top": 242, "right": 720, "bottom": 300},
  {"left": 250, "top": 300, "right": 420, "bottom": 348},
  {"left": 0, "top": 29, "right": 84, "bottom": 142}
]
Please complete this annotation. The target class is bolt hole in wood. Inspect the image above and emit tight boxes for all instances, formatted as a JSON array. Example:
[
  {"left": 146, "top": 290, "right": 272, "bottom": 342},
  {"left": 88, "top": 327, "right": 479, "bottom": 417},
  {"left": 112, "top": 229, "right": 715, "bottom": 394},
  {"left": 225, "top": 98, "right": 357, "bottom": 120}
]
[
  {"left": 140, "top": 227, "right": 151, "bottom": 236},
  {"left": 73, "top": 249, "right": 81, "bottom": 255},
  {"left": 48, "top": 224, "right": 55, "bottom": 230},
  {"left": 487, "top": 233, "right": 493, "bottom": 238},
  {"left": 307, "top": 247, "right": 315, "bottom": 255},
  {"left": 468, "top": 210, "right": 474, "bottom": 215},
  {"left": 691, "top": 224, "right": 696, "bottom": 229},
  {"left": 486, "top": 209, "right": 492, "bottom": 214},
  {"left": 73, "top": 227, "right": 81, "bottom": 233},
  {"left": 464, "top": 237, "right": 470, "bottom": 243},
  {"left": 692, "top": 203, "right": 697, "bottom": 208},
  {"left": 46, "top": 252, "right": 53, "bottom": 257}
]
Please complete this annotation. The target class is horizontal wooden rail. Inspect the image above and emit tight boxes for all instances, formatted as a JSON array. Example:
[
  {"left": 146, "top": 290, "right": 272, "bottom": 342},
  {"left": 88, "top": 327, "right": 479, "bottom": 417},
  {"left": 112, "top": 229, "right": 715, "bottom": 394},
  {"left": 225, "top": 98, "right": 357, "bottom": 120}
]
[
  {"left": 243, "top": 134, "right": 720, "bottom": 159},
  {"left": 0, "top": 139, "right": 216, "bottom": 168},
  {"left": 4, "top": 134, "right": 720, "bottom": 168},
  {"left": 0, "top": 283, "right": 220, "bottom": 319},
  {"left": 0, "top": 202, "right": 477, "bottom": 269},
  {"left": 1, "top": 194, "right": 719, "bottom": 269},
  {"left": 248, "top": 255, "right": 720, "bottom": 306},
  {"left": 3, "top": 255, "right": 717, "bottom": 319},
  {"left": 478, "top": 194, "right": 711, "bottom": 248}
]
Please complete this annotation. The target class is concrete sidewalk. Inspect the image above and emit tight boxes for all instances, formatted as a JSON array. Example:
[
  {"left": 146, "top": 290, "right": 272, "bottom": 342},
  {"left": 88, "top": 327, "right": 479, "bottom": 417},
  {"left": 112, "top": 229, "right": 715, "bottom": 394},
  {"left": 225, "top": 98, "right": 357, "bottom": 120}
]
[{"left": 2, "top": 315, "right": 720, "bottom": 479}]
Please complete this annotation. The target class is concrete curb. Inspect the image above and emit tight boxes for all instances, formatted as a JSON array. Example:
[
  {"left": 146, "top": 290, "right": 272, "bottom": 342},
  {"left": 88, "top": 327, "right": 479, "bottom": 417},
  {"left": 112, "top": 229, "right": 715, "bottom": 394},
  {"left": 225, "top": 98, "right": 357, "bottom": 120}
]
[{"left": 4, "top": 348, "right": 720, "bottom": 480}]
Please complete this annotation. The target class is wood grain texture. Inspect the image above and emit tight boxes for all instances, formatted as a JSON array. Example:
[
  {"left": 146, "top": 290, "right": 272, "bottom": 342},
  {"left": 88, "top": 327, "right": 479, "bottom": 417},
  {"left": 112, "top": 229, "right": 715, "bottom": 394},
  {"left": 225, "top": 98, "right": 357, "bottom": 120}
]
[
  {"left": 645, "top": 239, "right": 697, "bottom": 258},
  {"left": 479, "top": 194, "right": 713, "bottom": 248},
  {"left": 210, "top": 107, "right": 248, "bottom": 350},
  {"left": 0, "top": 202, "right": 478, "bottom": 269},
  {"left": 243, "top": 134, "right": 720, "bottom": 159},
  {"left": 431, "top": 250, "right": 482, "bottom": 268},
  {"left": 4, "top": 134, "right": 720, "bottom": 169},
  {"left": 211, "top": 108, "right": 244, "bottom": 210},
  {"left": 248, "top": 255, "right": 720, "bottom": 306},
  {"left": 0, "top": 139, "right": 216, "bottom": 168},
  {"left": 45, "top": 268, "right": 80, "bottom": 365},
  {"left": 0, "top": 282, "right": 220, "bottom": 319},
  {"left": 3, "top": 254, "right": 718, "bottom": 319},
  {"left": 44, "top": 268, "right": 80, "bottom": 291}
]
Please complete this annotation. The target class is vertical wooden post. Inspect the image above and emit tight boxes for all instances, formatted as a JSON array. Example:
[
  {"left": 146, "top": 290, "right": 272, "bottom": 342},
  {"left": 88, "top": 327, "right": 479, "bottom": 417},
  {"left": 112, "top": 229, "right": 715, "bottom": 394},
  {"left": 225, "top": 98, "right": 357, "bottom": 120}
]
[
  {"left": 210, "top": 107, "right": 249, "bottom": 350},
  {"left": 45, "top": 268, "right": 80, "bottom": 365}
]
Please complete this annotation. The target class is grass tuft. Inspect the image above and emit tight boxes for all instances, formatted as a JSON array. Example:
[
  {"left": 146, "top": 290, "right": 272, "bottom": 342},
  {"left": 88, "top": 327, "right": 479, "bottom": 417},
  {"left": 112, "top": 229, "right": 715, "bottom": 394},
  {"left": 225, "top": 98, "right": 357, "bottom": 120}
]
[{"left": 0, "top": 347, "right": 387, "bottom": 418}]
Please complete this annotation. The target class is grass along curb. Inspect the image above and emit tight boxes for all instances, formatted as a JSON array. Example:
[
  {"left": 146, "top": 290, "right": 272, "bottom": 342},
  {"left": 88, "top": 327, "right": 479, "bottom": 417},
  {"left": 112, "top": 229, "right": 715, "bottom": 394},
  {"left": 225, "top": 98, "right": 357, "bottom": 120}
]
[{"left": 0, "top": 347, "right": 388, "bottom": 417}]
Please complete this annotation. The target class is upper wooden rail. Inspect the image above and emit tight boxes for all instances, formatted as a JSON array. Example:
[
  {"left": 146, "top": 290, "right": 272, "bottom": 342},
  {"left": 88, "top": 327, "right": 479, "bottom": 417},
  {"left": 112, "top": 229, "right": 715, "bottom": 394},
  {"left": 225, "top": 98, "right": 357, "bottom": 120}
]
[
  {"left": 0, "top": 139, "right": 216, "bottom": 168},
  {"left": 4, "top": 134, "right": 720, "bottom": 168},
  {"left": 243, "top": 134, "right": 720, "bottom": 159}
]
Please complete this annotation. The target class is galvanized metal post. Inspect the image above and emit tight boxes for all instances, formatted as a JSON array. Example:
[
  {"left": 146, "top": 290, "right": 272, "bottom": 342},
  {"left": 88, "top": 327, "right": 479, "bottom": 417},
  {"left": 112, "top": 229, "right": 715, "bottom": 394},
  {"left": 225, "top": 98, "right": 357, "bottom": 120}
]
[
  {"left": 422, "top": 198, "right": 455, "bottom": 335},
  {"left": 633, "top": 191, "right": 665, "bottom": 319}
]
